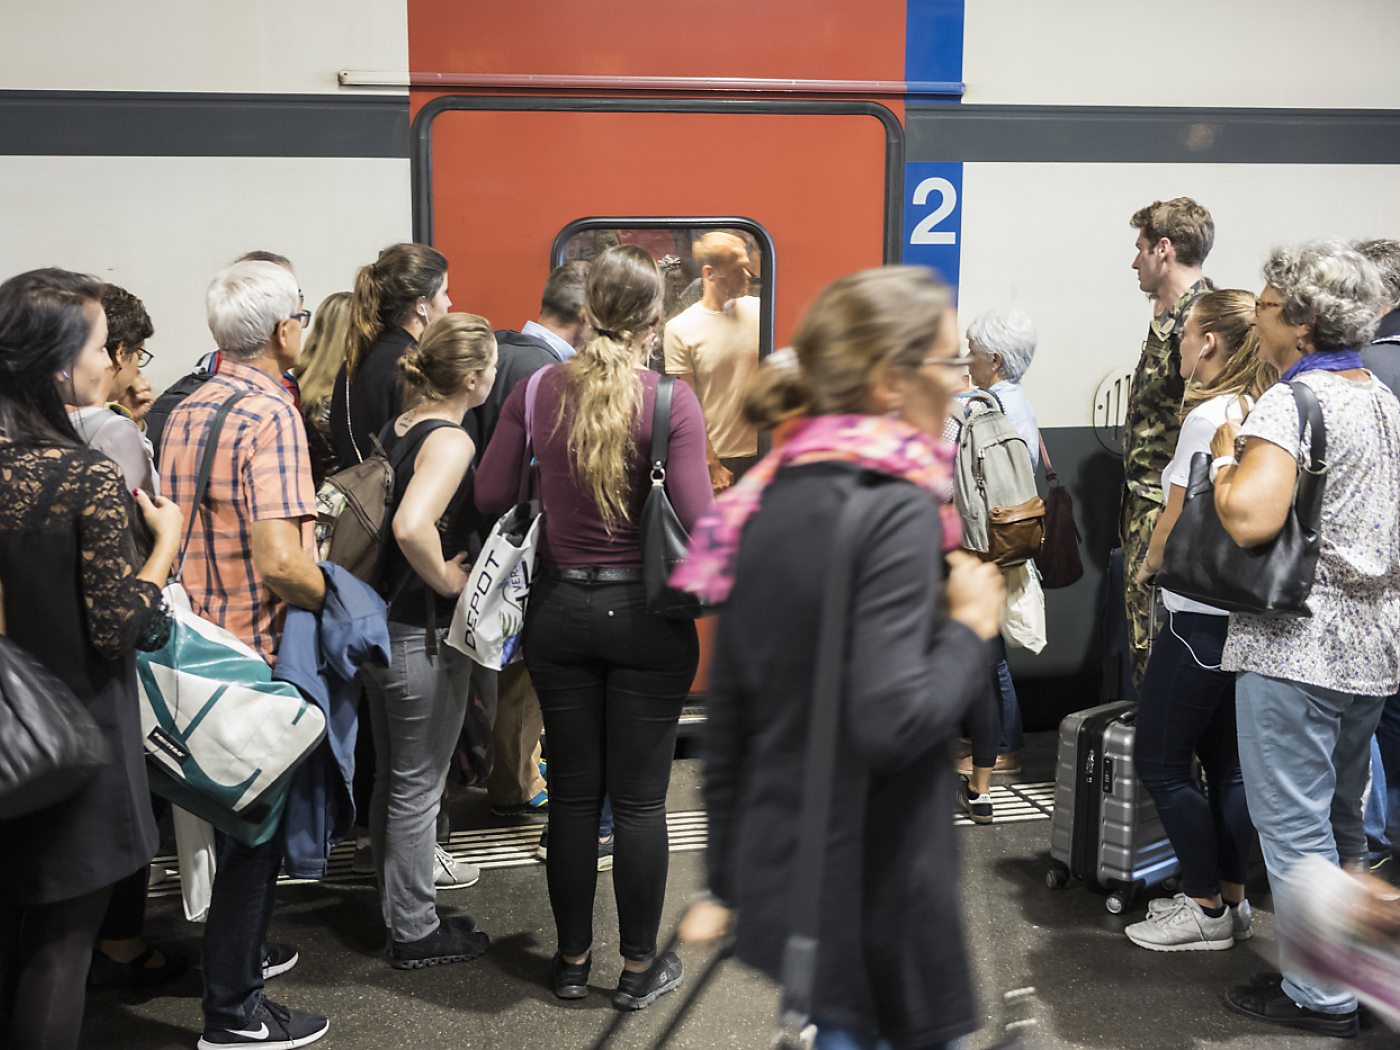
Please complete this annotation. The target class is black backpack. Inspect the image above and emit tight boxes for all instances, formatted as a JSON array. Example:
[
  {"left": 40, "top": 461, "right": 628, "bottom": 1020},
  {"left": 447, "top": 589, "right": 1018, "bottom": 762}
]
[{"left": 145, "top": 352, "right": 216, "bottom": 465}]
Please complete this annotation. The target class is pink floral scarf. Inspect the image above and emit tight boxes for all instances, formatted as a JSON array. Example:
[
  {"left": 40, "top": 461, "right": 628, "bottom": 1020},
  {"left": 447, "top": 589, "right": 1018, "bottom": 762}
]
[{"left": 670, "top": 413, "right": 960, "bottom": 605}]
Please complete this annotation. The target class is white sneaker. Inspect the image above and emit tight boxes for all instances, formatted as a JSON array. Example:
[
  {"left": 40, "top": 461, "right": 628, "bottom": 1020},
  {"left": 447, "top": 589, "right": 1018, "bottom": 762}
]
[
  {"left": 1126, "top": 893, "right": 1234, "bottom": 951},
  {"left": 433, "top": 844, "right": 480, "bottom": 890},
  {"left": 1230, "top": 899, "right": 1253, "bottom": 941}
]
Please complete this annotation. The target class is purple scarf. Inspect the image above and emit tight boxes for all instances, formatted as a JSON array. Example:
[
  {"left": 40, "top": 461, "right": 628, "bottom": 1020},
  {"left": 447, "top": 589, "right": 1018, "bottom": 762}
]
[{"left": 1280, "top": 349, "right": 1364, "bottom": 383}]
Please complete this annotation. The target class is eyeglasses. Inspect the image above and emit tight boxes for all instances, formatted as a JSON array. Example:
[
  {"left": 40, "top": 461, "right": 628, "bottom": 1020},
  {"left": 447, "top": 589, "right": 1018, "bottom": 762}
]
[
  {"left": 1255, "top": 300, "right": 1285, "bottom": 318},
  {"left": 135, "top": 348, "right": 153, "bottom": 368},
  {"left": 922, "top": 352, "right": 976, "bottom": 368},
  {"left": 288, "top": 310, "right": 311, "bottom": 329}
]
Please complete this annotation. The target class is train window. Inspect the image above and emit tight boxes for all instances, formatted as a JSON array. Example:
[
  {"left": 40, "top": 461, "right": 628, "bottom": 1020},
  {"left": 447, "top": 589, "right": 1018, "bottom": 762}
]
[{"left": 552, "top": 218, "right": 776, "bottom": 473}]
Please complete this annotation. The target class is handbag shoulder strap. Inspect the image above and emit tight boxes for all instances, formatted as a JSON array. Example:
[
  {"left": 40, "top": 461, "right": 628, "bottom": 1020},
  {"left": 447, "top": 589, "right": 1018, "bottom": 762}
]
[
  {"left": 652, "top": 376, "right": 675, "bottom": 473},
  {"left": 1287, "top": 380, "right": 1326, "bottom": 472},
  {"left": 778, "top": 476, "right": 882, "bottom": 1030},
  {"left": 174, "top": 391, "right": 248, "bottom": 581},
  {"left": 517, "top": 366, "right": 549, "bottom": 504},
  {"left": 1037, "top": 433, "right": 1056, "bottom": 482}
]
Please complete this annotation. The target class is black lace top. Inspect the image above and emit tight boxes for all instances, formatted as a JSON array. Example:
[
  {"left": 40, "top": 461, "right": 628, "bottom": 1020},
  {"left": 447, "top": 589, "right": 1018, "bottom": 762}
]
[{"left": 0, "top": 443, "right": 167, "bottom": 903}]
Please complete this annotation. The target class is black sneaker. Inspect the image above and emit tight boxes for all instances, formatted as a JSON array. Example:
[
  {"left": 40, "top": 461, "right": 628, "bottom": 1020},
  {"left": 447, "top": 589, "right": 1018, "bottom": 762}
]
[
  {"left": 959, "top": 779, "right": 994, "bottom": 825},
  {"left": 197, "top": 998, "right": 328, "bottom": 1049},
  {"left": 552, "top": 951, "right": 590, "bottom": 999},
  {"left": 1225, "top": 982, "right": 1359, "bottom": 1038},
  {"left": 261, "top": 944, "right": 299, "bottom": 981},
  {"left": 389, "top": 916, "right": 489, "bottom": 969},
  {"left": 613, "top": 951, "right": 683, "bottom": 1010}
]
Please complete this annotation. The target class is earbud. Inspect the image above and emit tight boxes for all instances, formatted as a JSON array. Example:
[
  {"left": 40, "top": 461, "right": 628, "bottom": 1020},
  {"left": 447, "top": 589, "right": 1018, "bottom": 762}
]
[{"left": 62, "top": 370, "right": 70, "bottom": 379}]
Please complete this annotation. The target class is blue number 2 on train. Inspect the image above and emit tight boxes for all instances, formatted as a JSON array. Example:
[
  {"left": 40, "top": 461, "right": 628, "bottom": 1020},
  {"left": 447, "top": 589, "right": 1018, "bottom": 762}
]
[{"left": 903, "top": 160, "right": 964, "bottom": 293}]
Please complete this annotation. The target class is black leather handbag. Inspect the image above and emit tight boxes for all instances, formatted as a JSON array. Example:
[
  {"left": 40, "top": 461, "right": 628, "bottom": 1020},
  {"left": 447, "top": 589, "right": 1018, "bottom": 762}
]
[
  {"left": 1156, "top": 381, "right": 1326, "bottom": 618},
  {"left": 0, "top": 633, "right": 109, "bottom": 820},
  {"left": 640, "top": 377, "right": 708, "bottom": 619}
]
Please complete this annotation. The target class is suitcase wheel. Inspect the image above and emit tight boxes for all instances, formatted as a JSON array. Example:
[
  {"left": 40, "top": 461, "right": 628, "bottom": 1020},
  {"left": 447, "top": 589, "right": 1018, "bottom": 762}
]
[
  {"left": 1105, "top": 893, "right": 1127, "bottom": 915},
  {"left": 1045, "top": 863, "right": 1070, "bottom": 890},
  {"left": 1162, "top": 876, "right": 1180, "bottom": 893}
]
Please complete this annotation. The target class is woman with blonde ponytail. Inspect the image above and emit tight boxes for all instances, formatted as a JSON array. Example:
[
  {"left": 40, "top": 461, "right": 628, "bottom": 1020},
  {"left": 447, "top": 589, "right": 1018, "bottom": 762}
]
[
  {"left": 1124, "top": 289, "right": 1272, "bottom": 954},
  {"left": 359, "top": 312, "right": 498, "bottom": 969},
  {"left": 475, "top": 245, "right": 712, "bottom": 1009},
  {"left": 329, "top": 242, "right": 451, "bottom": 470}
]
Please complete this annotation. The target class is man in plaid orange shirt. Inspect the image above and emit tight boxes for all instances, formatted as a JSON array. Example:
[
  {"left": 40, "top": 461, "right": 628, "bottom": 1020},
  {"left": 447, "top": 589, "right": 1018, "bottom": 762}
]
[{"left": 160, "top": 258, "right": 330, "bottom": 1050}]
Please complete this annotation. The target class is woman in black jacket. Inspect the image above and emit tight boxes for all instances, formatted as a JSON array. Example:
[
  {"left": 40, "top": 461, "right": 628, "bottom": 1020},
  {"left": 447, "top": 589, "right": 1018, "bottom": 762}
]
[
  {"left": 330, "top": 242, "right": 451, "bottom": 470},
  {"left": 677, "top": 267, "right": 1004, "bottom": 1050}
]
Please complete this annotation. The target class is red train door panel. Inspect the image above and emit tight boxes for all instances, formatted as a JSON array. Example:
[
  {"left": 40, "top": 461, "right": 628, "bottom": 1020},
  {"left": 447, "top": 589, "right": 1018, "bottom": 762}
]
[{"left": 415, "top": 101, "right": 896, "bottom": 348}]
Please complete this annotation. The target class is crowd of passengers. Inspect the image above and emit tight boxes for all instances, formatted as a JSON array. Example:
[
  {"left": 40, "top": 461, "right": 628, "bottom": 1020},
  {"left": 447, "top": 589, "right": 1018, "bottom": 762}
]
[{"left": 1, "top": 209, "right": 1399, "bottom": 1050}]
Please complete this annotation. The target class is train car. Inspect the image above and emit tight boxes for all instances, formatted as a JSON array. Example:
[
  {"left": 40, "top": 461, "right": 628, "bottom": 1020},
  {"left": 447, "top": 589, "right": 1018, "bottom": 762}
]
[{"left": 4, "top": 1, "right": 1400, "bottom": 731}]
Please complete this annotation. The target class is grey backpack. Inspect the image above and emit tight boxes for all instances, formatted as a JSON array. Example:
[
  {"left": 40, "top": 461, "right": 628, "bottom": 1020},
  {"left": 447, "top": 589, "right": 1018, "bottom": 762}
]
[{"left": 952, "top": 391, "right": 1045, "bottom": 566}]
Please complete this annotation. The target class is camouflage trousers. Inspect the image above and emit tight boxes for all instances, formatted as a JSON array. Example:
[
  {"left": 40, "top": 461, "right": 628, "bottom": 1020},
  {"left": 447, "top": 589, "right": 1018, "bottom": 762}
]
[{"left": 1120, "top": 490, "right": 1164, "bottom": 689}]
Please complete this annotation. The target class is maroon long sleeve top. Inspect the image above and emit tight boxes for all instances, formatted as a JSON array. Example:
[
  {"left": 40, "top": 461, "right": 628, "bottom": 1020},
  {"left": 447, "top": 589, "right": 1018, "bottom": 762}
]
[{"left": 474, "top": 366, "right": 714, "bottom": 568}]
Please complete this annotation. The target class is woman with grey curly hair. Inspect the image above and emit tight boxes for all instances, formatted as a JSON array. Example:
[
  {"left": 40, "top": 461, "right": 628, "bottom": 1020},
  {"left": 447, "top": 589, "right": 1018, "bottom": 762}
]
[{"left": 1208, "top": 240, "right": 1399, "bottom": 1037}]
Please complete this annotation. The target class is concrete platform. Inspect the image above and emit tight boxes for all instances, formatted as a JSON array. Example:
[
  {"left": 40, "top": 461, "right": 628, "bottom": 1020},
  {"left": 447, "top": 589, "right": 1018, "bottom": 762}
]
[{"left": 81, "top": 732, "right": 1397, "bottom": 1049}]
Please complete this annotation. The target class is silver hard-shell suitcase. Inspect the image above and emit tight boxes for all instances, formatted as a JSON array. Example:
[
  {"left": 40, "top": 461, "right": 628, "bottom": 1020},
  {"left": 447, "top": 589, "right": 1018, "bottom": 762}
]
[{"left": 1045, "top": 700, "right": 1179, "bottom": 913}]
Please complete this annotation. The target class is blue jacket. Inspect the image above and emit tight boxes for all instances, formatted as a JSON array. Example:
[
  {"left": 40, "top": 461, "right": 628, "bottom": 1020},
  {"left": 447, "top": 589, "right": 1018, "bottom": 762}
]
[{"left": 275, "top": 563, "right": 390, "bottom": 879}]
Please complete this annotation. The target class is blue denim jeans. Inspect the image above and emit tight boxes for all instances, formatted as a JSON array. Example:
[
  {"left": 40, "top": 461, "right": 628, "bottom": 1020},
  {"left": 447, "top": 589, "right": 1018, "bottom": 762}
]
[
  {"left": 1365, "top": 736, "right": 1389, "bottom": 858},
  {"left": 1366, "top": 692, "right": 1400, "bottom": 860},
  {"left": 1132, "top": 611, "right": 1252, "bottom": 898},
  {"left": 1235, "top": 671, "right": 1386, "bottom": 1014},
  {"left": 202, "top": 826, "right": 285, "bottom": 1029},
  {"left": 991, "top": 636, "right": 1023, "bottom": 755}
]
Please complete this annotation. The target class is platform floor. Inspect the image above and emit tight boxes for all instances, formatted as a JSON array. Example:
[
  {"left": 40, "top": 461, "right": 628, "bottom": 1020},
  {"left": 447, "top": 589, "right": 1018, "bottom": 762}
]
[{"left": 81, "top": 732, "right": 1396, "bottom": 1049}]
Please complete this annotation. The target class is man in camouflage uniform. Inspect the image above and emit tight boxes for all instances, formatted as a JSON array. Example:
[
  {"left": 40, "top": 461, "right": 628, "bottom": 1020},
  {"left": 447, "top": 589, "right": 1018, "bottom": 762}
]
[{"left": 1121, "top": 198, "right": 1215, "bottom": 686}]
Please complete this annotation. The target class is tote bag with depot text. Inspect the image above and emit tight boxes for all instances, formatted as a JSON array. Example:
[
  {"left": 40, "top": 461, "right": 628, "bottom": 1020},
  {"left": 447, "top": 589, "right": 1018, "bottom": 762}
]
[
  {"left": 137, "top": 392, "right": 326, "bottom": 846},
  {"left": 448, "top": 367, "right": 547, "bottom": 670}
]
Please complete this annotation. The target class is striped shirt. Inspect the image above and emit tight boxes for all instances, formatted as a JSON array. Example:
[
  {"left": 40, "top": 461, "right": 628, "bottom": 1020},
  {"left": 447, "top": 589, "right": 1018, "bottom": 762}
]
[{"left": 159, "top": 359, "right": 316, "bottom": 664}]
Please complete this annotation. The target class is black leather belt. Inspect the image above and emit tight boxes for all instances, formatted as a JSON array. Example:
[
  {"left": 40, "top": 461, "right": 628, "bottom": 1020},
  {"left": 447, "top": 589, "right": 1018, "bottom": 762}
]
[{"left": 546, "top": 566, "right": 646, "bottom": 583}]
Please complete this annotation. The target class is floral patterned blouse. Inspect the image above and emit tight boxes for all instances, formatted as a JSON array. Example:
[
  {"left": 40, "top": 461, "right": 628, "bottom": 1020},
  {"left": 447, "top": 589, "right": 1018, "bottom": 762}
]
[{"left": 1222, "top": 371, "right": 1400, "bottom": 695}]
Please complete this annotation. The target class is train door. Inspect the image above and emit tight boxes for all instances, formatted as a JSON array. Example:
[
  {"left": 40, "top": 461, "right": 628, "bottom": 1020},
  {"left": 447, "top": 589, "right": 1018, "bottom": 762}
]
[{"left": 410, "top": 94, "right": 906, "bottom": 701}]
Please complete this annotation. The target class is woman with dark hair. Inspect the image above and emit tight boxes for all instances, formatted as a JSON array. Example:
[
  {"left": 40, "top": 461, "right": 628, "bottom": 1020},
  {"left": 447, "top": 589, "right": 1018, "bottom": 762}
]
[
  {"left": 0, "top": 269, "right": 184, "bottom": 1050},
  {"left": 329, "top": 243, "right": 451, "bottom": 469},
  {"left": 475, "top": 245, "right": 712, "bottom": 1009},
  {"left": 675, "top": 266, "right": 1003, "bottom": 1050}
]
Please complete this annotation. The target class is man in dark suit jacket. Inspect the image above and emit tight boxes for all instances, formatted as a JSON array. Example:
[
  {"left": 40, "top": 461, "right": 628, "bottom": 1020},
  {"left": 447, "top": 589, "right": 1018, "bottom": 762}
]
[{"left": 469, "top": 261, "right": 591, "bottom": 817}]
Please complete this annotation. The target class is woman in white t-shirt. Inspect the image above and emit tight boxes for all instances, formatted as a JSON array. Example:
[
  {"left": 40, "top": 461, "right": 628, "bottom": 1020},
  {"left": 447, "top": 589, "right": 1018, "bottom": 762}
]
[{"left": 1126, "top": 290, "right": 1277, "bottom": 953}]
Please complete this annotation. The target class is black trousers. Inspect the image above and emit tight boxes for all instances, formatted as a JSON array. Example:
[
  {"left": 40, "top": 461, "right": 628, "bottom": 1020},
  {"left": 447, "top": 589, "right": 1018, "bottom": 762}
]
[{"left": 522, "top": 575, "right": 698, "bottom": 961}]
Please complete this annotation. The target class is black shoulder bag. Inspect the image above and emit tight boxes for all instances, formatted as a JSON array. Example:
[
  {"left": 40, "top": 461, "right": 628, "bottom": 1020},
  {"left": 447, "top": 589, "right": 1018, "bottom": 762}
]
[
  {"left": 641, "top": 376, "right": 709, "bottom": 619},
  {"left": 1156, "top": 381, "right": 1326, "bottom": 617}
]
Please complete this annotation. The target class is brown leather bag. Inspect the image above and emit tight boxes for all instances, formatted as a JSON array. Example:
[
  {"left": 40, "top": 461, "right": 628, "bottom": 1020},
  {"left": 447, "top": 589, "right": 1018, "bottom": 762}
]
[
  {"left": 1033, "top": 435, "right": 1084, "bottom": 589},
  {"left": 986, "top": 496, "right": 1046, "bottom": 565}
]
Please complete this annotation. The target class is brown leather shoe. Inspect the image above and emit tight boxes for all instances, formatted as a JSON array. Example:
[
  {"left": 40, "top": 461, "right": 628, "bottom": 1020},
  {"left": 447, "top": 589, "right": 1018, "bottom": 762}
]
[{"left": 954, "top": 752, "right": 1021, "bottom": 775}]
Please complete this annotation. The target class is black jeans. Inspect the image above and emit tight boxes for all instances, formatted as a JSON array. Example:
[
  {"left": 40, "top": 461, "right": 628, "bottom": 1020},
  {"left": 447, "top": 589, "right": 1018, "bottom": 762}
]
[
  {"left": 1132, "top": 610, "right": 1253, "bottom": 899},
  {"left": 523, "top": 574, "right": 698, "bottom": 961}
]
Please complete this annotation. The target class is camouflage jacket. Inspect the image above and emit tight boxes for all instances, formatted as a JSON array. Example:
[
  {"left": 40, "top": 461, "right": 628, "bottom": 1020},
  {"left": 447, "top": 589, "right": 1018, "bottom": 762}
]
[{"left": 1122, "top": 277, "right": 1214, "bottom": 502}]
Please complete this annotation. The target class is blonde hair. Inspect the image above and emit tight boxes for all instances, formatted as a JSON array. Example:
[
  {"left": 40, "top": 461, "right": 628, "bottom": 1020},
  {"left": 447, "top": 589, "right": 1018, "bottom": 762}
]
[
  {"left": 692, "top": 232, "right": 745, "bottom": 272},
  {"left": 293, "top": 291, "right": 351, "bottom": 416},
  {"left": 347, "top": 242, "right": 447, "bottom": 378},
  {"left": 1180, "top": 289, "right": 1278, "bottom": 417},
  {"left": 559, "top": 245, "right": 663, "bottom": 532},
  {"left": 745, "top": 266, "right": 952, "bottom": 428},
  {"left": 398, "top": 313, "right": 495, "bottom": 406}
]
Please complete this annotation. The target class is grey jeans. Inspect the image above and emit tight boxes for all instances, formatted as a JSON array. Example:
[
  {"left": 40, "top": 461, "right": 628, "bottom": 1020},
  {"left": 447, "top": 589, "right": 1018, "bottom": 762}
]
[{"left": 361, "top": 621, "right": 472, "bottom": 942}]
